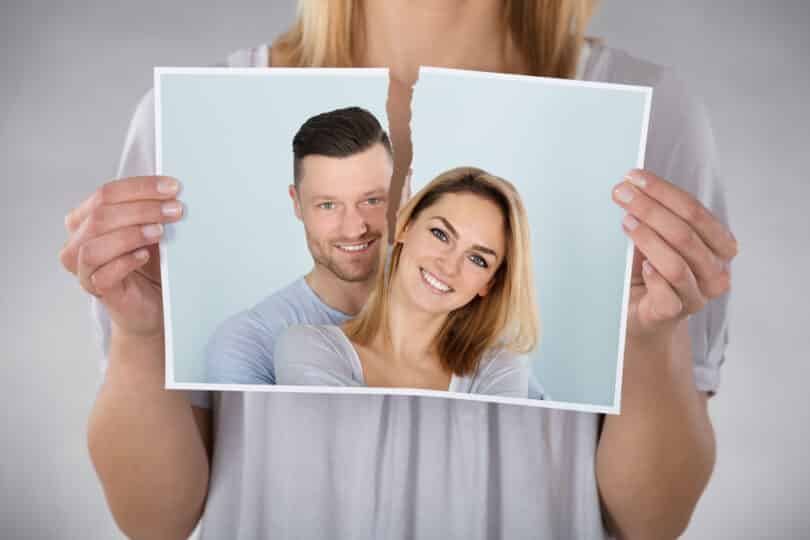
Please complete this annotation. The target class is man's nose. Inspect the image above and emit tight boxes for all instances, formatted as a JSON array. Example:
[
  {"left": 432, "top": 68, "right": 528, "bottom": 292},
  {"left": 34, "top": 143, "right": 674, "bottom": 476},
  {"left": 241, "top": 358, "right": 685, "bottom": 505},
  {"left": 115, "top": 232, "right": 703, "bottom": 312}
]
[{"left": 341, "top": 206, "right": 369, "bottom": 239}]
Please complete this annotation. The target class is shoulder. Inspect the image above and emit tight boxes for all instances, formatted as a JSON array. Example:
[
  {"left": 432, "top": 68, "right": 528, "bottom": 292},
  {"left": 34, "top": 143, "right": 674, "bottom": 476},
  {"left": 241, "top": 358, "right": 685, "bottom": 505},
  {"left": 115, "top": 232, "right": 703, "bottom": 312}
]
[
  {"left": 588, "top": 43, "right": 719, "bottom": 189},
  {"left": 274, "top": 325, "right": 358, "bottom": 386},
  {"left": 465, "top": 347, "right": 530, "bottom": 398},
  {"left": 127, "top": 44, "right": 268, "bottom": 126},
  {"left": 277, "top": 324, "right": 349, "bottom": 355},
  {"left": 210, "top": 278, "right": 315, "bottom": 343}
]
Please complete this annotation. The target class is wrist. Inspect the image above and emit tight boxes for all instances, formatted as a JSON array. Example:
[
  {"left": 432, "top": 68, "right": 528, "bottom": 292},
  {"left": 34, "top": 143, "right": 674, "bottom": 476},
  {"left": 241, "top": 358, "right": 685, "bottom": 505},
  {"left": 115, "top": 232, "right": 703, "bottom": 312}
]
[{"left": 107, "top": 324, "right": 166, "bottom": 382}]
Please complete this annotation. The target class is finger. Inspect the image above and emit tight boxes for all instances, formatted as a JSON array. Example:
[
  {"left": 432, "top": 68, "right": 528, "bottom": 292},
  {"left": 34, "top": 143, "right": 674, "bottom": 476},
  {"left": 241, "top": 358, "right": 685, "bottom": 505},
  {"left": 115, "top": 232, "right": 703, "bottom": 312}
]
[
  {"left": 623, "top": 214, "right": 707, "bottom": 314},
  {"left": 639, "top": 259, "right": 685, "bottom": 325},
  {"left": 60, "top": 199, "right": 183, "bottom": 275},
  {"left": 76, "top": 223, "right": 164, "bottom": 295},
  {"left": 613, "top": 181, "right": 730, "bottom": 299},
  {"left": 64, "top": 176, "right": 181, "bottom": 233},
  {"left": 623, "top": 169, "right": 738, "bottom": 261},
  {"left": 91, "top": 248, "right": 151, "bottom": 294}
]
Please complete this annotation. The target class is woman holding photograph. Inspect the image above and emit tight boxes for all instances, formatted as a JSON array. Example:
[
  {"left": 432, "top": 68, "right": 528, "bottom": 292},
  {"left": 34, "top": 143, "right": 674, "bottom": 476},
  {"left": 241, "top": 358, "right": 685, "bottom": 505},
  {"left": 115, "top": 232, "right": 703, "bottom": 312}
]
[
  {"left": 275, "top": 167, "right": 539, "bottom": 398},
  {"left": 60, "top": 1, "right": 737, "bottom": 538}
]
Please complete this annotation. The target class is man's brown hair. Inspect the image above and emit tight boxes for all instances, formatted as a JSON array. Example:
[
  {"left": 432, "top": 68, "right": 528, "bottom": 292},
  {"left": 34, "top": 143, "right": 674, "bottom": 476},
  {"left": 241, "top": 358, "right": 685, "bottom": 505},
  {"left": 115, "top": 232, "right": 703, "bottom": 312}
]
[{"left": 292, "top": 106, "right": 393, "bottom": 188}]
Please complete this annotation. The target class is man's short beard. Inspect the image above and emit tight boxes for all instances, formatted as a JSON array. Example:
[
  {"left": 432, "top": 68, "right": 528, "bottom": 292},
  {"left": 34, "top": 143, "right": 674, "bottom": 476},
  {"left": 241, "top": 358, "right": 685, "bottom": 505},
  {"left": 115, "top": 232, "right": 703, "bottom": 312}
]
[
  {"left": 313, "top": 253, "right": 378, "bottom": 283},
  {"left": 305, "top": 230, "right": 381, "bottom": 284}
]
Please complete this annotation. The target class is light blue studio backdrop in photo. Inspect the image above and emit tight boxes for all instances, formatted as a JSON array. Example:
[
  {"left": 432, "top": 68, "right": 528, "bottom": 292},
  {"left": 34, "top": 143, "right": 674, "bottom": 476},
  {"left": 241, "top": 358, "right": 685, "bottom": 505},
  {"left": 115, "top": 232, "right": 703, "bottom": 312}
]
[
  {"left": 157, "top": 69, "right": 389, "bottom": 385},
  {"left": 412, "top": 68, "right": 651, "bottom": 407}
]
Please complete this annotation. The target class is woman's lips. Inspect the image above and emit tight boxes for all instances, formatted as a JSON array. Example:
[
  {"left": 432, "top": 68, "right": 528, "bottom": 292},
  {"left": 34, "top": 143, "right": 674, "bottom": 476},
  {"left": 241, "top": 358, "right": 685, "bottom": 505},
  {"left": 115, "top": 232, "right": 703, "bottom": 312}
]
[{"left": 420, "top": 267, "right": 454, "bottom": 294}]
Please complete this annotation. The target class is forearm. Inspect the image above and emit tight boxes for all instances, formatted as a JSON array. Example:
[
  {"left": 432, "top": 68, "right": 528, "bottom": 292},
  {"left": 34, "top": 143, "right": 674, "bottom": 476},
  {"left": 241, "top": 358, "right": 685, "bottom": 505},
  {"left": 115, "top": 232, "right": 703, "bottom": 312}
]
[
  {"left": 596, "top": 320, "right": 716, "bottom": 539},
  {"left": 88, "top": 331, "right": 210, "bottom": 540}
]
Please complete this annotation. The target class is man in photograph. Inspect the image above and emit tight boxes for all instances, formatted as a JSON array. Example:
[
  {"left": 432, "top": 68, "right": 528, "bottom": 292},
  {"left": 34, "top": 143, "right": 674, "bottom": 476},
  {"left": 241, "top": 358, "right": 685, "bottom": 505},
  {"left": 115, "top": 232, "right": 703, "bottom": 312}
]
[{"left": 205, "top": 106, "right": 396, "bottom": 386}]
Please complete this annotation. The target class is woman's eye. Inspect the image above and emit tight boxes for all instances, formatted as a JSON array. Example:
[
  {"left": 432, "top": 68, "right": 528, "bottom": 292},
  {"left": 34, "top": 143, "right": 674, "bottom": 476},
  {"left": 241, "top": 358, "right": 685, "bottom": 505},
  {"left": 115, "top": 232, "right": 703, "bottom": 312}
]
[
  {"left": 318, "top": 202, "right": 335, "bottom": 210},
  {"left": 430, "top": 227, "right": 448, "bottom": 242},
  {"left": 469, "top": 254, "right": 488, "bottom": 268}
]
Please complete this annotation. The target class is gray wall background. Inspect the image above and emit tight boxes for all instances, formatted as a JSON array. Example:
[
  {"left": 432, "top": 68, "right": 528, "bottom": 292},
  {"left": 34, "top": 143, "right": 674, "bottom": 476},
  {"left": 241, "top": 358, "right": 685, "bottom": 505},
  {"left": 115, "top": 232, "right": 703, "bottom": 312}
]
[{"left": 2, "top": 1, "right": 808, "bottom": 538}]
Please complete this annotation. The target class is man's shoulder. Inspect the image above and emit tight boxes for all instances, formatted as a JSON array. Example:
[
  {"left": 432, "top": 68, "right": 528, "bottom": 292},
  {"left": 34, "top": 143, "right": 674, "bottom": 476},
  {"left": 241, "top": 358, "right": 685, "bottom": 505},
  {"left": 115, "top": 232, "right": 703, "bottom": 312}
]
[{"left": 218, "top": 278, "right": 323, "bottom": 336}]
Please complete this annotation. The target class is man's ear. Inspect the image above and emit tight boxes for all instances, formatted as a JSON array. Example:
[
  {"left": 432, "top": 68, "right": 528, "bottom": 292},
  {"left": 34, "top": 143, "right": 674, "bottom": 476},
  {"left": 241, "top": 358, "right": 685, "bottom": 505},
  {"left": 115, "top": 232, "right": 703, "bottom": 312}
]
[{"left": 289, "top": 184, "right": 302, "bottom": 221}]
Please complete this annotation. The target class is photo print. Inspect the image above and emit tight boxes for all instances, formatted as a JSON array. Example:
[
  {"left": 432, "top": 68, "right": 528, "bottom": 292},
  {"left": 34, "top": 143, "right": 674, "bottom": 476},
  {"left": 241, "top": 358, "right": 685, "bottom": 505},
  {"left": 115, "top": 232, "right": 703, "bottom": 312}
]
[{"left": 155, "top": 66, "right": 651, "bottom": 413}]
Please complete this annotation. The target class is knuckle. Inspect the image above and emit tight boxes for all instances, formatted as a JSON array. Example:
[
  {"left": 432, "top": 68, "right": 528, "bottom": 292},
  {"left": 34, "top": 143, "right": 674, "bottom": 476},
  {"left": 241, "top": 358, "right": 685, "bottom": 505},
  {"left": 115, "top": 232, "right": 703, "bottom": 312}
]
[
  {"left": 633, "top": 198, "right": 652, "bottom": 221},
  {"left": 683, "top": 200, "right": 706, "bottom": 224},
  {"left": 58, "top": 246, "right": 73, "bottom": 271},
  {"left": 78, "top": 244, "right": 98, "bottom": 268},
  {"left": 97, "top": 183, "right": 115, "bottom": 205},
  {"left": 667, "top": 261, "right": 691, "bottom": 287},
  {"left": 672, "top": 227, "right": 696, "bottom": 251},
  {"left": 715, "top": 271, "right": 731, "bottom": 295},
  {"left": 86, "top": 207, "right": 108, "bottom": 234}
]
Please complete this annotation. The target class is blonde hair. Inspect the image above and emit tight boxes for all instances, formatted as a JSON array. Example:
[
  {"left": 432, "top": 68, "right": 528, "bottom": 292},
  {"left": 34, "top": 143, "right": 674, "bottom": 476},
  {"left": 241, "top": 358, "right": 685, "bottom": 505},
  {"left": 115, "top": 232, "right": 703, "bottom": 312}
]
[
  {"left": 344, "top": 167, "right": 540, "bottom": 376},
  {"left": 273, "top": 0, "right": 596, "bottom": 78}
]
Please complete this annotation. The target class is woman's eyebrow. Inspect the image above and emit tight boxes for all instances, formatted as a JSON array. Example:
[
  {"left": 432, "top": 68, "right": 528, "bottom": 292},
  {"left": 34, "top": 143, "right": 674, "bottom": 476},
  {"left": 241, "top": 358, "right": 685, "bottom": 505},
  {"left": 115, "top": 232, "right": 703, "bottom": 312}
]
[{"left": 430, "top": 216, "right": 498, "bottom": 258}]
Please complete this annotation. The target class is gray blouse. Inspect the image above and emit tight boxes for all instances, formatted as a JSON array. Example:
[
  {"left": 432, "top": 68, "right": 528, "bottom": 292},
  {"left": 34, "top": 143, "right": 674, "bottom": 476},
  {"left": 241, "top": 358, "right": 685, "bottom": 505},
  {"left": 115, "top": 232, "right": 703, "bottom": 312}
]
[{"left": 275, "top": 324, "right": 531, "bottom": 398}]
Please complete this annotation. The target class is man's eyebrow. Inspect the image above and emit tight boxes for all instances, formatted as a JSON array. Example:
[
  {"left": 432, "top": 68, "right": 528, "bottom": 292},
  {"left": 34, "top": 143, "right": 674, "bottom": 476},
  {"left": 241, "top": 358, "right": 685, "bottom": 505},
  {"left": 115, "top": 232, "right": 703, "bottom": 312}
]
[
  {"left": 310, "top": 189, "right": 387, "bottom": 201},
  {"left": 429, "top": 216, "right": 498, "bottom": 258}
]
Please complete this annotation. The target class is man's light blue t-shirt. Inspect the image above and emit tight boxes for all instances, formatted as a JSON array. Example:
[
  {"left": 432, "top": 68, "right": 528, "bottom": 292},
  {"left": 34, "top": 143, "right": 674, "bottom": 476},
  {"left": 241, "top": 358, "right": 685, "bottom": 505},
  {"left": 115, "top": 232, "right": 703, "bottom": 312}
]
[{"left": 205, "top": 277, "right": 350, "bottom": 386}]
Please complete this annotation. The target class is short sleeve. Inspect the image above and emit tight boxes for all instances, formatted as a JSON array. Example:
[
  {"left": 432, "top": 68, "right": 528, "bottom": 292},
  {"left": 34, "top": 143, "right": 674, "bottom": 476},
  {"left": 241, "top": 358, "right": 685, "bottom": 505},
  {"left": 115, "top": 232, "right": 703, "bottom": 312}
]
[
  {"left": 274, "top": 326, "right": 359, "bottom": 387},
  {"left": 93, "top": 89, "right": 211, "bottom": 408},
  {"left": 470, "top": 350, "right": 530, "bottom": 398},
  {"left": 645, "top": 69, "right": 731, "bottom": 394},
  {"left": 205, "top": 310, "right": 275, "bottom": 384}
]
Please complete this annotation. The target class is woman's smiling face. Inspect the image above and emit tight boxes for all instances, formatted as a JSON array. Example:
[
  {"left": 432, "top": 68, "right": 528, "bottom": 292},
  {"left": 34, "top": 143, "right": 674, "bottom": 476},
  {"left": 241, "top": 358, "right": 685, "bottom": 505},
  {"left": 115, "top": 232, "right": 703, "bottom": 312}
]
[{"left": 394, "top": 192, "right": 506, "bottom": 316}]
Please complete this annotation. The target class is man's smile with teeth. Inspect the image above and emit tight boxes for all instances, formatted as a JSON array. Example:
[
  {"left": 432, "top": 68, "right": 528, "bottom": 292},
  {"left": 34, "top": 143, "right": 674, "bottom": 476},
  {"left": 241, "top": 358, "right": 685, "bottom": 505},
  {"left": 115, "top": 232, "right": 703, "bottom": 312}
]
[
  {"left": 420, "top": 267, "right": 454, "bottom": 293},
  {"left": 335, "top": 239, "right": 375, "bottom": 252}
]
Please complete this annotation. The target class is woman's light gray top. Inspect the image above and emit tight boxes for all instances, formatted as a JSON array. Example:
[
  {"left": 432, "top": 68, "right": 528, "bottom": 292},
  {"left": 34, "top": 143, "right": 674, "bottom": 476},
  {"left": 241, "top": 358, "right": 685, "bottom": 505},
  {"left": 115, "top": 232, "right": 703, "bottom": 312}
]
[
  {"left": 93, "top": 40, "right": 730, "bottom": 539},
  {"left": 274, "top": 324, "right": 530, "bottom": 397}
]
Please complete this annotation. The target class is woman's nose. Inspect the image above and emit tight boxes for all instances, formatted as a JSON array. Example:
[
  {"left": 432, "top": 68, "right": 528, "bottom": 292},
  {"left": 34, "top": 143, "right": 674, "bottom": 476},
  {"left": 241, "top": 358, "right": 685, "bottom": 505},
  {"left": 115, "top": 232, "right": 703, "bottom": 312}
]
[{"left": 436, "top": 250, "right": 462, "bottom": 278}]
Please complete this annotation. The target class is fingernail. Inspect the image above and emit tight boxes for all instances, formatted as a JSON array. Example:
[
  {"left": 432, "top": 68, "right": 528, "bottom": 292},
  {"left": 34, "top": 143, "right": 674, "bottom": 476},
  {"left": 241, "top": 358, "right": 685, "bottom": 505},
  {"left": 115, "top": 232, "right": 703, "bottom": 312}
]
[
  {"left": 624, "top": 170, "right": 647, "bottom": 188},
  {"left": 642, "top": 260, "right": 654, "bottom": 275},
  {"left": 161, "top": 201, "right": 183, "bottom": 217},
  {"left": 142, "top": 223, "right": 164, "bottom": 238},
  {"left": 623, "top": 214, "right": 639, "bottom": 231},
  {"left": 157, "top": 178, "right": 180, "bottom": 194},
  {"left": 134, "top": 248, "right": 149, "bottom": 261},
  {"left": 614, "top": 185, "right": 635, "bottom": 203}
]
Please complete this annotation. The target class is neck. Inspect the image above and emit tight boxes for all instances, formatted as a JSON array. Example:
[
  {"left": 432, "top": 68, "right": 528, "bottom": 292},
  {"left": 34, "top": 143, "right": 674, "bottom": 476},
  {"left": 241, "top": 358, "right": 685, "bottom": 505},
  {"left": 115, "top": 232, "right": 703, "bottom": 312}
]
[
  {"left": 358, "top": 1, "right": 527, "bottom": 234},
  {"left": 359, "top": 0, "right": 526, "bottom": 85},
  {"left": 378, "top": 276, "right": 448, "bottom": 367},
  {"left": 305, "top": 266, "right": 373, "bottom": 316}
]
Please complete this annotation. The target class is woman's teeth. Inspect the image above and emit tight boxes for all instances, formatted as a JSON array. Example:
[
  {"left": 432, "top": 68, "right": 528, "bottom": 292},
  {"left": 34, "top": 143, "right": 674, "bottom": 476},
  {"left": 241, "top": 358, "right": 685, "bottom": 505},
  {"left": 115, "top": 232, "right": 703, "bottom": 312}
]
[{"left": 421, "top": 268, "right": 452, "bottom": 293}]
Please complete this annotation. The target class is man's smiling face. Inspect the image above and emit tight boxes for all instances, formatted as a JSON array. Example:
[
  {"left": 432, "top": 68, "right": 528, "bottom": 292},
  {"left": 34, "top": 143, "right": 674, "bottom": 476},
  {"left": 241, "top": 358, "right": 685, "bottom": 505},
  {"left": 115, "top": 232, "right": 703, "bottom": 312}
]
[{"left": 291, "top": 142, "right": 393, "bottom": 284}]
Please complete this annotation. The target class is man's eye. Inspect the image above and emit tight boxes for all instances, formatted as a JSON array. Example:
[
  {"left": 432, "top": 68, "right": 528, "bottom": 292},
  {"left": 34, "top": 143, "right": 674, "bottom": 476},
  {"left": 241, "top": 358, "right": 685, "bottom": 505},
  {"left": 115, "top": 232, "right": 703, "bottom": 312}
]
[
  {"left": 469, "top": 254, "right": 488, "bottom": 269},
  {"left": 430, "top": 228, "right": 448, "bottom": 242},
  {"left": 366, "top": 197, "right": 384, "bottom": 206},
  {"left": 318, "top": 202, "right": 335, "bottom": 210}
]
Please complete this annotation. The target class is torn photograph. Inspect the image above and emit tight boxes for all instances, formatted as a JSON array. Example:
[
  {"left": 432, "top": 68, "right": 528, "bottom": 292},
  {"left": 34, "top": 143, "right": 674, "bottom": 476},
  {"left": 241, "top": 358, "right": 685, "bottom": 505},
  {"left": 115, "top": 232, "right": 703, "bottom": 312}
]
[{"left": 156, "top": 67, "right": 651, "bottom": 413}]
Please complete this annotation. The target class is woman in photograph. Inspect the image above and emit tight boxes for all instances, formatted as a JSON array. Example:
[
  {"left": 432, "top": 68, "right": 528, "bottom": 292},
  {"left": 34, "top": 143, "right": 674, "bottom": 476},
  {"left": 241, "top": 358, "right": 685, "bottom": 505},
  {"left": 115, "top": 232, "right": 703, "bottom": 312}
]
[{"left": 274, "top": 167, "right": 539, "bottom": 398}]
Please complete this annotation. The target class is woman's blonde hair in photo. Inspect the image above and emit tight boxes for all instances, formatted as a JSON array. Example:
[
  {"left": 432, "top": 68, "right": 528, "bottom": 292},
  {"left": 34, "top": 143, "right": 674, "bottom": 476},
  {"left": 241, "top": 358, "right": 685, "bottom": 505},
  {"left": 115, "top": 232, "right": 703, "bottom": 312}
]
[
  {"left": 274, "top": 0, "right": 597, "bottom": 78},
  {"left": 344, "top": 167, "right": 540, "bottom": 377}
]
